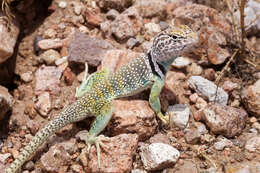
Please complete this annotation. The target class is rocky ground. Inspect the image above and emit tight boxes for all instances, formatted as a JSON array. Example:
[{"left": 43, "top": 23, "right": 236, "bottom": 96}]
[{"left": 0, "top": 0, "right": 260, "bottom": 172}]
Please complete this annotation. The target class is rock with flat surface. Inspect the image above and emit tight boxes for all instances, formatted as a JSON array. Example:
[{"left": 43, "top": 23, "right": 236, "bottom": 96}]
[
  {"left": 188, "top": 76, "right": 228, "bottom": 105},
  {"left": 40, "top": 144, "right": 70, "bottom": 172},
  {"left": 101, "top": 49, "right": 142, "bottom": 73},
  {"left": 140, "top": 143, "right": 180, "bottom": 171},
  {"left": 87, "top": 134, "right": 138, "bottom": 173},
  {"left": 35, "top": 65, "right": 62, "bottom": 95},
  {"left": 68, "top": 32, "right": 114, "bottom": 67},
  {"left": 198, "top": 103, "right": 247, "bottom": 138},
  {"left": 108, "top": 100, "right": 158, "bottom": 140},
  {"left": 168, "top": 104, "right": 190, "bottom": 129}
]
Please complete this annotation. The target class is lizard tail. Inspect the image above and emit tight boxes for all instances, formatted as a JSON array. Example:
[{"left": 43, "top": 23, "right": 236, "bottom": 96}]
[{"left": 5, "top": 100, "right": 88, "bottom": 173}]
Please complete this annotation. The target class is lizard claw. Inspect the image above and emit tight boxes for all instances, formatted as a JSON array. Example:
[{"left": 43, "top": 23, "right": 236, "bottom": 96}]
[
  {"left": 85, "top": 134, "right": 110, "bottom": 168},
  {"left": 157, "top": 112, "right": 169, "bottom": 124}
]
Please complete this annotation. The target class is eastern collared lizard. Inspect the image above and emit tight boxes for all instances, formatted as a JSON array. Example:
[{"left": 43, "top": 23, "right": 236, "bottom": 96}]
[{"left": 5, "top": 25, "right": 198, "bottom": 173}]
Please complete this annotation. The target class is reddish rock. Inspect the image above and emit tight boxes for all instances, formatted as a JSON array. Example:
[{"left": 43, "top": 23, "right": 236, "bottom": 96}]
[
  {"left": 63, "top": 67, "right": 75, "bottom": 86},
  {"left": 164, "top": 71, "right": 189, "bottom": 105},
  {"left": 40, "top": 144, "right": 71, "bottom": 172},
  {"left": 26, "top": 120, "right": 40, "bottom": 135},
  {"left": 108, "top": 100, "right": 158, "bottom": 140},
  {"left": 222, "top": 80, "right": 239, "bottom": 92},
  {"left": 35, "top": 65, "right": 62, "bottom": 95},
  {"left": 198, "top": 103, "right": 247, "bottom": 138},
  {"left": 149, "top": 133, "right": 170, "bottom": 145},
  {"left": 101, "top": 49, "right": 142, "bottom": 73},
  {"left": 241, "top": 79, "right": 260, "bottom": 117},
  {"left": 83, "top": 8, "right": 103, "bottom": 27},
  {"left": 110, "top": 6, "right": 142, "bottom": 42},
  {"left": 87, "top": 134, "right": 138, "bottom": 173},
  {"left": 134, "top": 0, "right": 167, "bottom": 19},
  {"left": 172, "top": 4, "right": 232, "bottom": 65}
]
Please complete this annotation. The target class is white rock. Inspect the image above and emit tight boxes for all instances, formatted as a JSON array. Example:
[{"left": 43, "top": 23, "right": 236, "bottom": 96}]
[
  {"left": 55, "top": 56, "right": 68, "bottom": 66},
  {"left": 245, "top": 136, "right": 260, "bottom": 152},
  {"left": 188, "top": 76, "right": 228, "bottom": 105},
  {"left": 21, "top": 71, "right": 33, "bottom": 82},
  {"left": 144, "top": 22, "right": 161, "bottom": 36},
  {"left": 172, "top": 56, "right": 191, "bottom": 69},
  {"left": 168, "top": 104, "right": 190, "bottom": 129},
  {"left": 214, "top": 137, "right": 233, "bottom": 151},
  {"left": 140, "top": 143, "right": 180, "bottom": 171},
  {"left": 41, "top": 49, "right": 61, "bottom": 65},
  {"left": 58, "top": 1, "right": 67, "bottom": 8}
]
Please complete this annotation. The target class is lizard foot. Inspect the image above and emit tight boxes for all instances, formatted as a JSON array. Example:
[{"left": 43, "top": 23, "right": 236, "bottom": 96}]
[
  {"left": 157, "top": 112, "right": 169, "bottom": 124},
  {"left": 85, "top": 134, "right": 110, "bottom": 168}
]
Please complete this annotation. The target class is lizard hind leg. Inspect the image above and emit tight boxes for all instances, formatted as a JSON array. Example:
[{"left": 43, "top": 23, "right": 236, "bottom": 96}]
[
  {"left": 76, "top": 63, "right": 110, "bottom": 98},
  {"left": 85, "top": 102, "right": 114, "bottom": 168}
]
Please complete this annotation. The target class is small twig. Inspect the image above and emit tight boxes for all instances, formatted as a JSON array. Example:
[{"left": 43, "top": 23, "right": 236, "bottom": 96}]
[
  {"left": 239, "top": 0, "right": 247, "bottom": 57},
  {"left": 224, "top": 0, "right": 240, "bottom": 42},
  {"left": 215, "top": 49, "right": 239, "bottom": 84}
]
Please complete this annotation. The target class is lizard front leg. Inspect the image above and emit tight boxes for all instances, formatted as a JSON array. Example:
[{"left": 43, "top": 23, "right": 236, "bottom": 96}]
[
  {"left": 149, "top": 75, "right": 169, "bottom": 124},
  {"left": 76, "top": 63, "right": 110, "bottom": 98},
  {"left": 85, "top": 102, "right": 113, "bottom": 168}
]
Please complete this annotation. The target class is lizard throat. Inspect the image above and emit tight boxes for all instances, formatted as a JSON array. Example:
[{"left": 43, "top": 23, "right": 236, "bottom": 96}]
[{"left": 147, "top": 51, "right": 166, "bottom": 79}]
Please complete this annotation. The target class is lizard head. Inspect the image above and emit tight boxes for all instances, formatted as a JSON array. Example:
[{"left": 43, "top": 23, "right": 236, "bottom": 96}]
[{"left": 150, "top": 25, "right": 198, "bottom": 71}]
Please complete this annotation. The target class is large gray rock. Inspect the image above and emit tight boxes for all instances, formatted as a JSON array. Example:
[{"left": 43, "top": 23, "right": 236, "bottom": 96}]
[
  {"left": 188, "top": 76, "right": 228, "bottom": 105},
  {"left": 68, "top": 31, "right": 114, "bottom": 67}
]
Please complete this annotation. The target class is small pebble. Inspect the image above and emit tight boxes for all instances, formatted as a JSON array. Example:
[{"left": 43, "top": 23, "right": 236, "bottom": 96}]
[
  {"left": 21, "top": 72, "right": 33, "bottom": 83},
  {"left": 126, "top": 38, "right": 139, "bottom": 49},
  {"left": 58, "top": 1, "right": 67, "bottom": 8}
]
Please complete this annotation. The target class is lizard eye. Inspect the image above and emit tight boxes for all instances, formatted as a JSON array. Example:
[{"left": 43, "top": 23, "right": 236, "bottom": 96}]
[{"left": 170, "top": 35, "right": 178, "bottom": 39}]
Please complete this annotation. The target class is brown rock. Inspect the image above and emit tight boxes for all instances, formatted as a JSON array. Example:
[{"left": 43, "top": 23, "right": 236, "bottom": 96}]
[
  {"left": 101, "top": 49, "right": 142, "bottom": 73},
  {"left": 149, "top": 133, "right": 170, "bottom": 145},
  {"left": 110, "top": 6, "right": 142, "bottom": 42},
  {"left": 98, "top": 0, "right": 133, "bottom": 12},
  {"left": 63, "top": 67, "right": 75, "bottom": 86},
  {"left": 37, "top": 38, "right": 63, "bottom": 50},
  {"left": 164, "top": 71, "right": 189, "bottom": 105},
  {"left": 108, "top": 100, "right": 158, "bottom": 140},
  {"left": 241, "top": 79, "right": 260, "bottom": 117},
  {"left": 184, "top": 128, "right": 201, "bottom": 144},
  {"left": 0, "top": 85, "right": 14, "bottom": 120},
  {"left": 35, "top": 65, "right": 62, "bottom": 95},
  {"left": 222, "top": 80, "right": 239, "bottom": 92},
  {"left": 172, "top": 4, "right": 231, "bottom": 65},
  {"left": 0, "top": 15, "right": 20, "bottom": 63},
  {"left": 87, "top": 134, "right": 138, "bottom": 173},
  {"left": 68, "top": 31, "right": 114, "bottom": 67},
  {"left": 198, "top": 103, "right": 247, "bottom": 138},
  {"left": 134, "top": 0, "right": 167, "bottom": 18},
  {"left": 83, "top": 8, "right": 103, "bottom": 27},
  {"left": 204, "top": 68, "right": 216, "bottom": 81},
  {"left": 34, "top": 92, "right": 52, "bottom": 118},
  {"left": 40, "top": 144, "right": 71, "bottom": 172}
]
